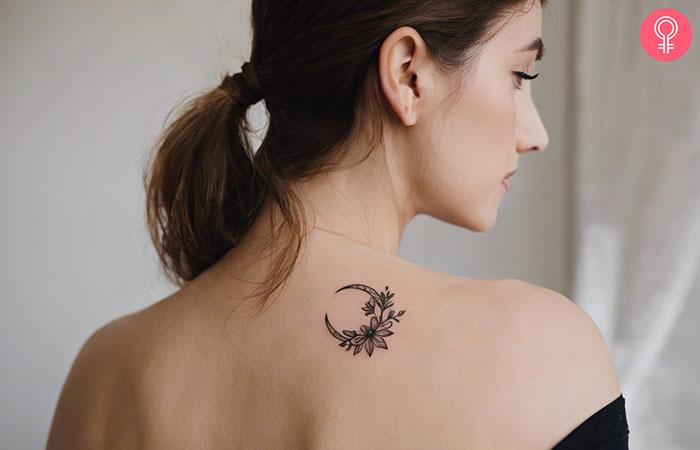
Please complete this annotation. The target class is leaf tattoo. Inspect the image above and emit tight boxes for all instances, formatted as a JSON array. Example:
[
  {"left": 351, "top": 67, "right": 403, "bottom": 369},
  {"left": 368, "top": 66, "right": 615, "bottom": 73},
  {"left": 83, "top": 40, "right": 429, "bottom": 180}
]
[{"left": 325, "top": 284, "right": 406, "bottom": 357}]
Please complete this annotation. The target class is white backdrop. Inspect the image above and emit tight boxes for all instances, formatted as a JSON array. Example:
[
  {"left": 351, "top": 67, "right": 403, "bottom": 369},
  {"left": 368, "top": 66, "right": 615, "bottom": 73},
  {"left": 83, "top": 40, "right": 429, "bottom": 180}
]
[{"left": 570, "top": 1, "right": 700, "bottom": 448}]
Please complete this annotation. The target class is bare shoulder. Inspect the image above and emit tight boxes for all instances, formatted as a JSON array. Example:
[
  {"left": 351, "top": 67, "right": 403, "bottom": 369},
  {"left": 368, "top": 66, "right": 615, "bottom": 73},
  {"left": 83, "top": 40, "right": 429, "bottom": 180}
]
[
  {"left": 448, "top": 277, "right": 620, "bottom": 388},
  {"left": 506, "top": 279, "right": 621, "bottom": 399},
  {"left": 46, "top": 312, "right": 143, "bottom": 450},
  {"left": 437, "top": 277, "right": 622, "bottom": 446}
]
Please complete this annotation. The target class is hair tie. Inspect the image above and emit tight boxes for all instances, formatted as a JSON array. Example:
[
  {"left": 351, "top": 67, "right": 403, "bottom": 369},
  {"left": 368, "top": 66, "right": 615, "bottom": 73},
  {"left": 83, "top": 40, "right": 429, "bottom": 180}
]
[{"left": 220, "top": 61, "right": 264, "bottom": 105}]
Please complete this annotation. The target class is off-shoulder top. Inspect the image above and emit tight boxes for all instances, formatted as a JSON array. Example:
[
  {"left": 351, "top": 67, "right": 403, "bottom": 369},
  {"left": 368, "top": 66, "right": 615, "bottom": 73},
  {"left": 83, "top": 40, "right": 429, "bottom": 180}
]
[{"left": 551, "top": 394, "right": 629, "bottom": 449}]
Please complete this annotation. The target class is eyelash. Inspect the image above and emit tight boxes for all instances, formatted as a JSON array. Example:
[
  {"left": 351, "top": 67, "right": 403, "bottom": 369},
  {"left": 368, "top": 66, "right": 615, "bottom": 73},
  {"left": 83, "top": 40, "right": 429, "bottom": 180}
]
[{"left": 513, "top": 71, "right": 539, "bottom": 90}]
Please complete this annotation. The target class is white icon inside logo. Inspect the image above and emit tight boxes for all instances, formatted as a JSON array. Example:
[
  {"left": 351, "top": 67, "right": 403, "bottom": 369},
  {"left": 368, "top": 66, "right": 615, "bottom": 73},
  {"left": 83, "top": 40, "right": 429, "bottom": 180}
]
[{"left": 654, "top": 15, "right": 679, "bottom": 54}]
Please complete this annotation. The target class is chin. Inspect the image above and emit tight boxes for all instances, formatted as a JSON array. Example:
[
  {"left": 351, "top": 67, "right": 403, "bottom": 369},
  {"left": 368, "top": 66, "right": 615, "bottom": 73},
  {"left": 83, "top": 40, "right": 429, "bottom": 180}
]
[{"left": 464, "top": 214, "right": 497, "bottom": 233}]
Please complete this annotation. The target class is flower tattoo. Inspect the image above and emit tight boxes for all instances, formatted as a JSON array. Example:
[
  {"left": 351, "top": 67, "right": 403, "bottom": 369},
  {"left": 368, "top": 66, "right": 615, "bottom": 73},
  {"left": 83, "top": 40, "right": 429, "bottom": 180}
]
[{"left": 325, "top": 284, "right": 406, "bottom": 357}]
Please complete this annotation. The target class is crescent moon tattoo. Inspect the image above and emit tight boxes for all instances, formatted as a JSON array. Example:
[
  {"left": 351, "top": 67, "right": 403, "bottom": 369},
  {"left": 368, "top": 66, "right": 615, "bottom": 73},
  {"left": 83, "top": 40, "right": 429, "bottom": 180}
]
[{"left": 325, "top": 283, "right": 406, "bottom": 357}]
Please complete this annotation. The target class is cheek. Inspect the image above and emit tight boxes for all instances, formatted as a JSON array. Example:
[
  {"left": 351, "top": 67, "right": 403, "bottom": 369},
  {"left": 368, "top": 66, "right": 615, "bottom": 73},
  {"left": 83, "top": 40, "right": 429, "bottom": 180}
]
[
  {"left": 410, "top": 63, "right": 521, "bottom": 217},
  {"left": 438, "top": 85, "right": 517, "bottom": 187},
  {"left": 414, "top": 88, "right": 516, "bottom": 219}
]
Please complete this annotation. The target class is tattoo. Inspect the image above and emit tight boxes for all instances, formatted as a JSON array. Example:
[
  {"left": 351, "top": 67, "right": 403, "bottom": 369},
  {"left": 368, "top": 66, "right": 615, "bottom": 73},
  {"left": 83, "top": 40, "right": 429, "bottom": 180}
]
[{"left": 325, "top": 284, "right": 406, "bottom": 357}]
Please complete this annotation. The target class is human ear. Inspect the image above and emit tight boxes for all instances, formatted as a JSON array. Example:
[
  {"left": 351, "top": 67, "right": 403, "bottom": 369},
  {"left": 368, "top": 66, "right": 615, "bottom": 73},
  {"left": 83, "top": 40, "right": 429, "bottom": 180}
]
[{"left": 376, "top": 26, "right": 434, "bottom": 127}]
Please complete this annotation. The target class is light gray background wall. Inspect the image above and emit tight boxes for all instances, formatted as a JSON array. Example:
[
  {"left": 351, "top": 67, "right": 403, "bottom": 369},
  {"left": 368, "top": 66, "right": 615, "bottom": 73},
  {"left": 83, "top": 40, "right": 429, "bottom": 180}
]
[{"left": 0, "top": 1, "right": 571, "bottom": 448}]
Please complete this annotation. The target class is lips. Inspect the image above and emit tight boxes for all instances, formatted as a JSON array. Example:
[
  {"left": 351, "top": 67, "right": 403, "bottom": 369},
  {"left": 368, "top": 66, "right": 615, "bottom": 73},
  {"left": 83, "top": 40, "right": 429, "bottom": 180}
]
[{"left": 502, "top": 169, "right": 515, "bottom": 194}]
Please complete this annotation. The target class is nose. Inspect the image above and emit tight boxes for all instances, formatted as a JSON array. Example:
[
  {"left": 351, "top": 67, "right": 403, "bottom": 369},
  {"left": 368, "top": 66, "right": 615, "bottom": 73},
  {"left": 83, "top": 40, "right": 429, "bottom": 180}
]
[{"left": 516, "top": 102, "right": 549, "bottom": 154}]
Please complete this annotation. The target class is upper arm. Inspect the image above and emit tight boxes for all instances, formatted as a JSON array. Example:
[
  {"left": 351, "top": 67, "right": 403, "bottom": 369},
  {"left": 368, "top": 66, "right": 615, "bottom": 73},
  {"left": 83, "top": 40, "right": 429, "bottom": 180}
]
[{"left": 46, "top": 319, "right": 127, "bottom": 450}]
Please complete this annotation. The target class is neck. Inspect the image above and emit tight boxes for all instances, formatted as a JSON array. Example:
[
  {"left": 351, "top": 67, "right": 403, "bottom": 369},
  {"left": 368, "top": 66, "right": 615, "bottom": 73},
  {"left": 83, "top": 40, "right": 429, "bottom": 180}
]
[
  {"left": 207, "top": 142, "right": 417, "bottom": 291},
  {"left": 293, "top": 143, "right": 419, "bottom": 254}
]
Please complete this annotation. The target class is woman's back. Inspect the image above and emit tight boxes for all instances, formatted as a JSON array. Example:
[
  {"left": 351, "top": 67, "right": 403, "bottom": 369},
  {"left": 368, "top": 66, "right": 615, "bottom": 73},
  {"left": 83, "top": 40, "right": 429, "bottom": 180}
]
[{"left": 47, "top": 229, "right": 622, "bottom": 449}]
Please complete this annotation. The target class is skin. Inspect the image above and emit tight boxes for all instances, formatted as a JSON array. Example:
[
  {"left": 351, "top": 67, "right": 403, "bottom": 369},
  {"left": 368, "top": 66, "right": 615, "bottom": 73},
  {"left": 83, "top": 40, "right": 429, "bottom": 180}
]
[
  {"left": 277, "top": 0, "right": 549, "bottom": 254},
  {"left": 47, "top": 2, "right": 623, "bottom": 449}
]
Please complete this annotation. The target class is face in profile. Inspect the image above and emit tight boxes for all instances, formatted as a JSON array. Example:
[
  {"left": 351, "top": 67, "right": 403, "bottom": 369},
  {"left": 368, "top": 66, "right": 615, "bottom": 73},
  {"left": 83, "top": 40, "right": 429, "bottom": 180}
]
[{"left": 406, "top": 0, "right": 549, "bottom": 232}]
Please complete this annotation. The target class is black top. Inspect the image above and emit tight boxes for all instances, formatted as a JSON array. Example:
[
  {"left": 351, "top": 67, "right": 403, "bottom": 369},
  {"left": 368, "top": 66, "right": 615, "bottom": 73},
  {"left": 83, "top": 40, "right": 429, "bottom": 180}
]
[{"left": 551, "top": 394, "right": 629, "bottom": 449}]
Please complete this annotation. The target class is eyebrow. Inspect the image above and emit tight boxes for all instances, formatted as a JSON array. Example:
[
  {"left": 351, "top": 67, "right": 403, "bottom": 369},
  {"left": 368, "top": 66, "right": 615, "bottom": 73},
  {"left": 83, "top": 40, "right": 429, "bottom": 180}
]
[{"left": 517, "top": 37, "right": 545, "bottom": 60}]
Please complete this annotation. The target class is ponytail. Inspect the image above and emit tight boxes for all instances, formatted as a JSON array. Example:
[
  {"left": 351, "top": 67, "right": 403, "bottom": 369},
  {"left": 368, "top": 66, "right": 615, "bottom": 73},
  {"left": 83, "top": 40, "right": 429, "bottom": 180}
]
[{"left": 144, "top": 62, "right": 269, "bottom": 287}]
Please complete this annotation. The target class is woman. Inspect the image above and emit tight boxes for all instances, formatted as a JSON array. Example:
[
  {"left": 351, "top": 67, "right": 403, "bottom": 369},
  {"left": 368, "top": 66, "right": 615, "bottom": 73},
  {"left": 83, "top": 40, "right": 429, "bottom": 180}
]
[{"left": 47, "top": 0, "right": 629, "bottom": 448}]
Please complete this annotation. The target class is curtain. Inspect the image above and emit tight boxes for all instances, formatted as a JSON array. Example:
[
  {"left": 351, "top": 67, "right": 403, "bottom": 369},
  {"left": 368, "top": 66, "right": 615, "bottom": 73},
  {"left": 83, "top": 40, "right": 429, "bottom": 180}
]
[{"left": 570, "top": 1, "right": 700, "bottom": 448}]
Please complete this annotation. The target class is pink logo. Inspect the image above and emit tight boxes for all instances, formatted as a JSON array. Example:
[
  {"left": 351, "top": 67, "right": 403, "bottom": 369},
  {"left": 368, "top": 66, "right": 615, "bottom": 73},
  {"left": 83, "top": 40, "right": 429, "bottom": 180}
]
[{"left": 640, "top": 8, "right": 693, "bottom": 62}]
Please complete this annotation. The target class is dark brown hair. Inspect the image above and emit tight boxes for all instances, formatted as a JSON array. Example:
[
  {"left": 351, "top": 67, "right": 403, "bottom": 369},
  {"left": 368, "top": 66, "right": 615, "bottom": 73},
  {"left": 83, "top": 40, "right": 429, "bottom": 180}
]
[{"left": 144, "top": 0, "right": 547, "bottom": 313}]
